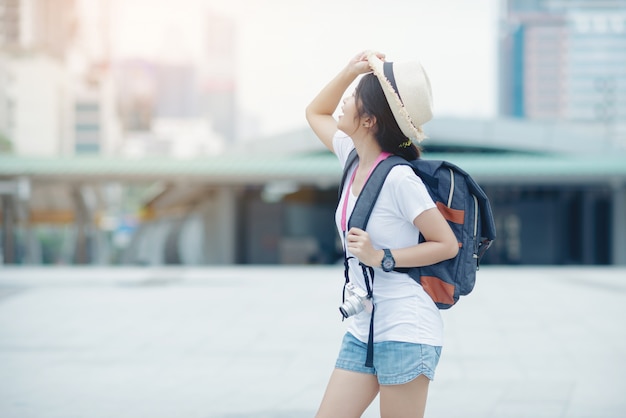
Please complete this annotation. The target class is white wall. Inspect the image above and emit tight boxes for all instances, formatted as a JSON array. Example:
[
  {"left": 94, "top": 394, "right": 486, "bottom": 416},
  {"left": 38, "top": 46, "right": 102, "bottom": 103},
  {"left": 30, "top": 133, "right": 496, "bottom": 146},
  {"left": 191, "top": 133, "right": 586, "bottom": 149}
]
[
  {"left": 3, "top": 52, "right": 123, "bottom": 157},
  {"left": 9, "top": 54, "right": 71, "bottom": 156}
]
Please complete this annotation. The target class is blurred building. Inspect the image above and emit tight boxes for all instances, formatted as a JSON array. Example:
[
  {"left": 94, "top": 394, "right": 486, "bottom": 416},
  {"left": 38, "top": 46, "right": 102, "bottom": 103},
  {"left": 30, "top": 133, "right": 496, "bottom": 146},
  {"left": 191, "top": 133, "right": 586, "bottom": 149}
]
[
  {"left": 110, "top": 10, "right": 237, "bottom": 159},
  {"left": 0, "top": 0, "right": 76, "bottom": 56},
  {"left": 73, "top": 68, "right": 121, "bottom": 155},
  {"left": 0, "top": 0, "right": 20, "bottom": 47},
  {"left": 114, "top": 59, "right": 158, "bottom": 133},
  {"left": 0, "top": 53, "right": 72, "bottom": 156},
  {"left": 0, "top": 0, "right": 121, "bottom": 157},
  {"left": 114, "top": 58, "right": 224, "bottom": 158},
  {"left": 2, "top": 118, "right": 625, "bottom": 266},
  {"left": 25, "top": 0, "right": 77, "bottom": 58},
  {"left": 115, "top": 59, "right": 203, "bottom": 124},
  {"left": 0, "top": 0, "right": 76, "bottom": 156},
  {"left": 70, "top": 0, "right": 121, "bottom": 155},
  {"left": 201, "top": 12, "right": 237, "bottom": 143},
  {"left": 498, "top": 0, "right": 626, "bottom": 146},
  {"left": 155, "top": 64, "right": 200, "bottom": 118}
]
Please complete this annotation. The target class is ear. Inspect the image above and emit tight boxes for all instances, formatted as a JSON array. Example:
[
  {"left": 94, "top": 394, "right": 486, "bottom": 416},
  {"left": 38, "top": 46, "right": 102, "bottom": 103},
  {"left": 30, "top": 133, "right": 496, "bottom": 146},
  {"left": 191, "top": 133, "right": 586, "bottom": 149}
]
[{"left": 361, "top": 116, "right": 377, "bottom": 129}]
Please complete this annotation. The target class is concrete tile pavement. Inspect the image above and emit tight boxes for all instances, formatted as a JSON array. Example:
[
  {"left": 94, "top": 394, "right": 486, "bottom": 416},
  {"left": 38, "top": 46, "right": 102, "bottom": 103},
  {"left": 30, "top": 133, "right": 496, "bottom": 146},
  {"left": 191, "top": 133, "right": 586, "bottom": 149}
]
[{"left": 0, "top": 266, "right": 625, "bottom": 417}]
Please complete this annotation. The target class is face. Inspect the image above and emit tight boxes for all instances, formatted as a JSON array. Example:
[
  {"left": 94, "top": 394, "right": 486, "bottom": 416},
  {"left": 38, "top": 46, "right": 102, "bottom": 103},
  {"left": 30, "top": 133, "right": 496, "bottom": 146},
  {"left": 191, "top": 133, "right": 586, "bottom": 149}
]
[{"left": 337, "top": 93, "right": 363, "bottom": 135}]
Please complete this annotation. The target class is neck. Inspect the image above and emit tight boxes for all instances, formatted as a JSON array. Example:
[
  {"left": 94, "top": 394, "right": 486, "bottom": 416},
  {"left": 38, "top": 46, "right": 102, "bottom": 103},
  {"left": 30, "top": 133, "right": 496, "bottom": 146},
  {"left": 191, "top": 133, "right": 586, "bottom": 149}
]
[{"left": 354, "top": 139, "right": 384, "bottom": 169}]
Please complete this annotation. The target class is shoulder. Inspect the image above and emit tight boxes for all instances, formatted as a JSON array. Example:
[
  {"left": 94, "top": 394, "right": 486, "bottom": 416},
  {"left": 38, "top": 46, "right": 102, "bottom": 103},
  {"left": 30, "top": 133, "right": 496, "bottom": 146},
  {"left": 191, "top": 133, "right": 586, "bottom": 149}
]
[
  {"left": 383, "top": 163, "right": 431, "bottom": 200},
  {"left": 382, "top": 161, "right": 436, "bottom": 220},
  {"left": 332, "top": 131, "right": 355, "bottom": 167},
  {"left": 386, "top": 163, "right": 424, "bottom": 187},
  {"left": 332, "top": 130, "right": 351, "bottom": 151}
]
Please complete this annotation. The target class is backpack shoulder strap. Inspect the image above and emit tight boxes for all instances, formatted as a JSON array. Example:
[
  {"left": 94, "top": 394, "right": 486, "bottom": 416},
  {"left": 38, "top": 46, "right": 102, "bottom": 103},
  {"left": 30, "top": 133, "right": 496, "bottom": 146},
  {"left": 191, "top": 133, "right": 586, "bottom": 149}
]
[
  {"left": 338, "top": 148, "right": 360, "bottom": 200},
  {"left": 348, "top": 155, "right": 410, "bottom": 231}
]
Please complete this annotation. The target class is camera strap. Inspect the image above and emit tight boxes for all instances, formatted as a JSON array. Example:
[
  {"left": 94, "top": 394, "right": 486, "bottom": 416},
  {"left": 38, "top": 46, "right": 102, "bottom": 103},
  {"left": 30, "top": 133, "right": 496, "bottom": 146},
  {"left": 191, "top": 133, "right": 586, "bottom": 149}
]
[
  {"left": 341, "top": 255, "right": 376, "bottom": 367},
  {"left": 360, "top": 262, "right": 375, "bottom": 367},
  {"left": 341, "top": 256, "right": 352, "bottom": 306},
  {"left": 339, "top": 151, "right": 391, "bottom": 368}
]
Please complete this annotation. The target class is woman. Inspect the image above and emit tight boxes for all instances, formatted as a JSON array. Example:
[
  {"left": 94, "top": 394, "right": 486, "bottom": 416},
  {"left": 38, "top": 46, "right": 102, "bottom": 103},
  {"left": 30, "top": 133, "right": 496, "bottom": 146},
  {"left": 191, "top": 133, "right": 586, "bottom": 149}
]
[{"left": 305, "top": 51, "right": 459, "bottom": 418}]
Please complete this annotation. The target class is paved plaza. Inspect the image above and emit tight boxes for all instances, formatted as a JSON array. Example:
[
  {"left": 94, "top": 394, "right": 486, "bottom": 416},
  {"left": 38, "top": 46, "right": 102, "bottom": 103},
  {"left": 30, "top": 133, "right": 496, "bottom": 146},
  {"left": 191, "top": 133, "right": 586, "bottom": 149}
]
[{"left": 0, "top": 265, "right": 625, "bottom": 417}]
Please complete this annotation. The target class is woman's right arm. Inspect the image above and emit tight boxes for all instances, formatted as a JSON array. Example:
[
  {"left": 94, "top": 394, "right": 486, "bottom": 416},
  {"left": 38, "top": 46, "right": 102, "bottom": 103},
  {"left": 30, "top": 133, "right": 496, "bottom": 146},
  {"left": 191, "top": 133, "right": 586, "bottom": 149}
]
[{"left": 305, "top": 51, "right": 383, "bottom": 152}]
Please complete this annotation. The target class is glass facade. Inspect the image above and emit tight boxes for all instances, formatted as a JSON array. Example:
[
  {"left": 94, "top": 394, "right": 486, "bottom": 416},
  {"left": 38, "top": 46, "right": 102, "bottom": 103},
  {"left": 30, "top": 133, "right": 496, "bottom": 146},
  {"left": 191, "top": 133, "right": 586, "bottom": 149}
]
[{"left": 500, "top": 0, "right": 626, "bottom": 124}]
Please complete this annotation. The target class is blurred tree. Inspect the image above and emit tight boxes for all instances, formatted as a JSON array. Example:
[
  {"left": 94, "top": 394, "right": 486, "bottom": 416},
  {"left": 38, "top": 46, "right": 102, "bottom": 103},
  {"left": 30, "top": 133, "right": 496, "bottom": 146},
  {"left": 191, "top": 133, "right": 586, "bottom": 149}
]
[{"left": 0, "top": 132, "right": 13, "bottom": 153}]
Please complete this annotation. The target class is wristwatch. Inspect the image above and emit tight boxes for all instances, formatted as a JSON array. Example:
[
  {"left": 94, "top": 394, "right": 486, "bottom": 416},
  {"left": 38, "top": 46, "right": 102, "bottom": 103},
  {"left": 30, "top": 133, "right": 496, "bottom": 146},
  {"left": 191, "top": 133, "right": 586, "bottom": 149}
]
[{"left": 381, "top": 249, "right": 395, "bottom": 272}]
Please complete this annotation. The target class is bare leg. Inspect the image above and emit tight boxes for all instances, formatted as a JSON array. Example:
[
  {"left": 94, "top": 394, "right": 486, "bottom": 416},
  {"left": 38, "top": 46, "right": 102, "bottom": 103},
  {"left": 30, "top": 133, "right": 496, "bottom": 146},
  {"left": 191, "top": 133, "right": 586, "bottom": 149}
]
[
  {"left": 379, "top": 374, "right": 430, "bottom": 418},
  {"left": 315, "top": 368, "right": 379, "bottom": 418}
]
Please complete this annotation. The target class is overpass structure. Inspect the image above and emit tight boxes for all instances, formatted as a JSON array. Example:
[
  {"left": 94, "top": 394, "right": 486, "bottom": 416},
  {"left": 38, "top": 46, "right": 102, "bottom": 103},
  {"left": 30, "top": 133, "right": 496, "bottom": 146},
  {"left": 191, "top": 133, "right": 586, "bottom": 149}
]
[{"left": 1, "top": 118, "right": 625, "bottom": 266}]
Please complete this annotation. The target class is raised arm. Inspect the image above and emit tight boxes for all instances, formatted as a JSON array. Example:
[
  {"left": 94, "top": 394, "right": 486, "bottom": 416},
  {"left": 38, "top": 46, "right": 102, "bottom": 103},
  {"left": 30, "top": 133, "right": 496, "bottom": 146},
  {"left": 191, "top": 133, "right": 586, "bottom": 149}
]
[{"left": 305, "top": 51, "right": 384, "bottom": 152}]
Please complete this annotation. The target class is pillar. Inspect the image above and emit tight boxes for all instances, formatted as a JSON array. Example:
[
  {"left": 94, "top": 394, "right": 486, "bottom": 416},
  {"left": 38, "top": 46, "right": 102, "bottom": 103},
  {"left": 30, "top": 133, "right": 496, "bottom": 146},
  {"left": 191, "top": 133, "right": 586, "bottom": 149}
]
[
  {"left": 613, "top": 183, "right": 626, "bottom": 265},
  {"left": 203, "top": 186, "right": 238, "bottom": 264}
]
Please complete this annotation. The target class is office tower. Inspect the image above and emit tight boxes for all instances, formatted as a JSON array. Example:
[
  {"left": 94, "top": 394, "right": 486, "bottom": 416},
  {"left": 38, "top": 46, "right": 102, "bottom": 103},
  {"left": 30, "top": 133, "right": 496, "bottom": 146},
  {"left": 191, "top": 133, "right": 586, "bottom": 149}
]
[
  {"left": 202, "top": 12, "right": 236, "bottom": 142},
  {"left": 74, "top": 92, "right": 102, "bottom": 153},
  {"left": 0, "top": 0, "right": 76, "bottom": 57},
  {"left": 0, "top": 0, "right": 21, "bottom": 47},
  {"left": 29, "top": 0, "right": 77, "bottom": 58},
  {"left": 154, "top": 64, "right": 200, "bottom": 118},
  {"left": 499, "top": 0, "right": 626, "bottom": 127},
  {"left": 115, "top": 59, "right": 157, "bottom": 133},
  {"left": 0, "top": 0, "right": 120, "bottom": 156},
  {"left": 0, "top": 0, "right": 75, "bottom": 156}
]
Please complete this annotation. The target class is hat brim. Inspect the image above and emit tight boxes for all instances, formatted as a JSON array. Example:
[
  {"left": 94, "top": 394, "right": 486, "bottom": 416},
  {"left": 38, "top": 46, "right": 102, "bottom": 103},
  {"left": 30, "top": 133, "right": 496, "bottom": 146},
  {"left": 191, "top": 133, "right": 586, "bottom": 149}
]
[{"left": 367, "top": 53, "right": 426, "bottom": 142}]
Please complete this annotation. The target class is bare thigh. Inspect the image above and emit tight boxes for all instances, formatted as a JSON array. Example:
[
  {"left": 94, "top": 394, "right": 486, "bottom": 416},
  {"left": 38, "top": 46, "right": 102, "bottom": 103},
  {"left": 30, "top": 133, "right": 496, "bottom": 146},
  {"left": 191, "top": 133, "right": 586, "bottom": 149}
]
[
  {"left": 315, "top": 368, "right": 379, "bottom": 418},
  {"left": 379, "top": 374, "right": 430, "bottom": 418}
]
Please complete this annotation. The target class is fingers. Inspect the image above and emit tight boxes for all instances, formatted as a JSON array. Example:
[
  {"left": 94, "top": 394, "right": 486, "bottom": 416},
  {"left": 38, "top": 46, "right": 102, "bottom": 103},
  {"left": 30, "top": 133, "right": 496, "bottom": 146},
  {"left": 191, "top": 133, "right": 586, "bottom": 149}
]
[
  {"left": 346, "top": 228, "right": 369, "bottom": 248},
  {"left": 346, "top": 228, "right": 378, "bottom": 266},
  {"left": 369, "top": 51, "right": 386, "bottom": 61},
  {"left": 349, "top": 51, "right": 385, "bottom": 75},
  {"left": 357, "top": 50, "right": 385, "bottom": 60},
  {"left": 346, "top": 228, "right": 365, "bottom": 243},
  {"left": 359, "top": 51, "right": 385, "bottom": 64}
]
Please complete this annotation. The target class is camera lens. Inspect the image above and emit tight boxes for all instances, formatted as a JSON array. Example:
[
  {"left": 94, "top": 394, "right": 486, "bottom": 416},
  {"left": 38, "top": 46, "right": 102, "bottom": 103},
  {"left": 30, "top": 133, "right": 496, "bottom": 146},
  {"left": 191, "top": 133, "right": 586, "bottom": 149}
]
[{"left": 339, "top": 296, "right": 362, "bottom": 318}]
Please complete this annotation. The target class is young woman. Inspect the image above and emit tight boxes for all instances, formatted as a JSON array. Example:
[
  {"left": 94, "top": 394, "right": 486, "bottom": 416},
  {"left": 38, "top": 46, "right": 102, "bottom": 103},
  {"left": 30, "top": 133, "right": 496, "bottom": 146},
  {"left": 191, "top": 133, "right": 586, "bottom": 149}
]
[{"left": 305, "top": 51, "right": 459, "bottom": 418}]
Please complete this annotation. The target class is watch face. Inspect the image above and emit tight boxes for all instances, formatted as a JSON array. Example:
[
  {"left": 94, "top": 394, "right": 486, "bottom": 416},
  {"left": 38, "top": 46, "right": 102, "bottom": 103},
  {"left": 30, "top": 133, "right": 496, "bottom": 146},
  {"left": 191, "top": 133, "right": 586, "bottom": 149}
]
[{"left": 383, "top": 257, "right": 394, "bottom": 271}]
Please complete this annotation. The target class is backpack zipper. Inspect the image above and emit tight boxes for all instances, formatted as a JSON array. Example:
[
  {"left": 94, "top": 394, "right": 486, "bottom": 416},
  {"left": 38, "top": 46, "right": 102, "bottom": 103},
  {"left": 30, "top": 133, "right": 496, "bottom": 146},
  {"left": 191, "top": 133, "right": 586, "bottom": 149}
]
[{"left": 447, "top": 168, "right": 454, "bottom": 207}]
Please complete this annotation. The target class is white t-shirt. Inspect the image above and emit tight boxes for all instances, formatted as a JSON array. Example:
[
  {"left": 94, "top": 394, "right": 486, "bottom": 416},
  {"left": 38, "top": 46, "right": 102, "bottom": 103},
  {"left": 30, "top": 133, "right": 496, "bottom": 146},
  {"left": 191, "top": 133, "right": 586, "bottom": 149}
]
[{"left": 333, "top": 131, "right": 444, "bottom": 346}]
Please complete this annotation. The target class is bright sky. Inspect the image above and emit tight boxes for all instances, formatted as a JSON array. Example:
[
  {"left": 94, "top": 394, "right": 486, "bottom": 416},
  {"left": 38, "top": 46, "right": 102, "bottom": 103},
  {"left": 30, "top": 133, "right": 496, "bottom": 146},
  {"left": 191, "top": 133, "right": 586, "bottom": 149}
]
[{"left": 108, "top": 0, "right": 498, "bottom": 137}]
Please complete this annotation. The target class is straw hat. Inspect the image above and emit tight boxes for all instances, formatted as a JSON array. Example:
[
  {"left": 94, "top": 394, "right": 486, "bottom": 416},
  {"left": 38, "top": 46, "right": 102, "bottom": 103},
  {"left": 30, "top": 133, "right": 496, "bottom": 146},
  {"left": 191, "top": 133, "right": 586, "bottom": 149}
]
[{"left": 367, "top": 53, "right": 433, "bottom": 142}]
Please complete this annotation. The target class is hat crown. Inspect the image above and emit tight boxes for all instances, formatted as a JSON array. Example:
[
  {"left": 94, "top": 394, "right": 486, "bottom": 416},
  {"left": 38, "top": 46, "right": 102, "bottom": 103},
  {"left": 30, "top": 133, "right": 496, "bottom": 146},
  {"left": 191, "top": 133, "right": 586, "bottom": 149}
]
[
  {"left": 393, "top": 61, "right": 433, "bottom": 126},
  {"left": 367, "top": 54, "right": 433, "bottom": 142}
]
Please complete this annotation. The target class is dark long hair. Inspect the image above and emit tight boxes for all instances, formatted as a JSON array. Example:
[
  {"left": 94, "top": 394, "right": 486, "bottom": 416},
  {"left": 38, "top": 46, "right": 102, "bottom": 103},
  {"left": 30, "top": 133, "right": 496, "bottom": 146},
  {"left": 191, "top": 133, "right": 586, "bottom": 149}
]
[{"left": 354, "top": 73, "right": 421, "bottom": 160}]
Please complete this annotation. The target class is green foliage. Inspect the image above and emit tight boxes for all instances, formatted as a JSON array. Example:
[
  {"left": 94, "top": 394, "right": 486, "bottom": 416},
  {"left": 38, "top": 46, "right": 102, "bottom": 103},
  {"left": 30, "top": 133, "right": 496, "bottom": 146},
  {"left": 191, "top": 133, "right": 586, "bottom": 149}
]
[{"left": 0, "top": 132, "right": 13, "bottom": 153}]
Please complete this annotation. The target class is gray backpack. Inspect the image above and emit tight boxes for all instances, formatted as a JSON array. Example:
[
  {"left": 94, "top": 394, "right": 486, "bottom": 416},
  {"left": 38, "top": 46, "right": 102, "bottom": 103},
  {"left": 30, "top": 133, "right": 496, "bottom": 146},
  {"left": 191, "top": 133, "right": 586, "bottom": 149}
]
[{"left": 341, "top": 149, "right": 497, "bottom": 309}]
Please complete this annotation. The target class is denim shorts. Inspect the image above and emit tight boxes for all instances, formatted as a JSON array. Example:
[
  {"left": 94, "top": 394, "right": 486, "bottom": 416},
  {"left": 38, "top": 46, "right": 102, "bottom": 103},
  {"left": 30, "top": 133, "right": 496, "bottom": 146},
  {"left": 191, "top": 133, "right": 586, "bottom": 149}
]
[{"left": 335, "top": 332, "right": 442, "bottom": 385}]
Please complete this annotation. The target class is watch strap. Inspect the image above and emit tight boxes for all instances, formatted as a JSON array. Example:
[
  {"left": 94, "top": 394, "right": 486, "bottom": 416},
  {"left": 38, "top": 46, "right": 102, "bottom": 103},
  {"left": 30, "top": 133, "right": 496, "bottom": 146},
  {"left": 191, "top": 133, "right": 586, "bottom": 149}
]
[{"left": 382, "top": 248, "right": 395, "bottom": 272}]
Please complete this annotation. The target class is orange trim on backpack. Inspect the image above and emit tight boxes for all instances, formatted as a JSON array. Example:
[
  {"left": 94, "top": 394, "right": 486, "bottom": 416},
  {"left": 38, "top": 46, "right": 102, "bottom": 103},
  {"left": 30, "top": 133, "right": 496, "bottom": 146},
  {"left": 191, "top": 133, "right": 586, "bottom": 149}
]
[
  {"left": 421, "top": 276, "right": 456, "bottom": 305},
  {"left": 436, "top": 201, "right": 464, "bottom": 224}
]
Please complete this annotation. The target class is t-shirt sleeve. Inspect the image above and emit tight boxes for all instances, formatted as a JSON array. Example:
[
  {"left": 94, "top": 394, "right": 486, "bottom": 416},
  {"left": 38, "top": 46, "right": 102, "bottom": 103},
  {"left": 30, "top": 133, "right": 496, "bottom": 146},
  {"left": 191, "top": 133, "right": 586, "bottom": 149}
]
[
  {"left": 391, "top": 167, "right": 437, "bottom": 224},
  {"left": 332, "top": 130, "right": 354, "bottom": 168}
]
